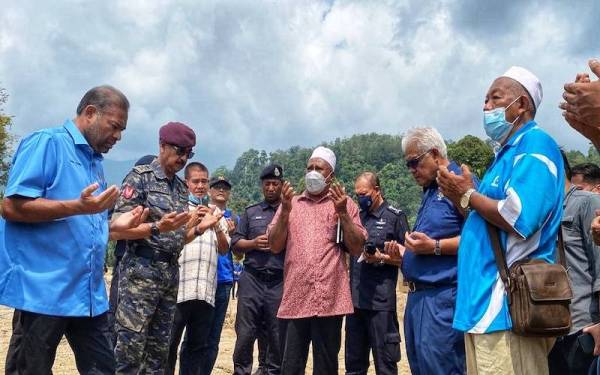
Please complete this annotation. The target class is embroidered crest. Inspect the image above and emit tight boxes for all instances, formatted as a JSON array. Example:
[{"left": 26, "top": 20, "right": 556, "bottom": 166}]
[
  {"left": 274, "top": 167, "right": 280, "bottom": 177},
  {"left": 122, "top": 184, "right": 135, "bottom": 199}
]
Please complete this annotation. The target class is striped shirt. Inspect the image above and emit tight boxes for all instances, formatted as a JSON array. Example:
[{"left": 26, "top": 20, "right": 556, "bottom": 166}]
[
  {"left": 177, "top": 204, "right": 230, "bottom": 306},
  {"left": 453, "top": 121, "right": 564, "bottom": 333}
]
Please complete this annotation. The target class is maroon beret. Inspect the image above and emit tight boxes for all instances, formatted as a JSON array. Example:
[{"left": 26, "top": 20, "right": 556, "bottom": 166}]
[{"left": 159, "top": 122, "right": 196, "bottom": 148}]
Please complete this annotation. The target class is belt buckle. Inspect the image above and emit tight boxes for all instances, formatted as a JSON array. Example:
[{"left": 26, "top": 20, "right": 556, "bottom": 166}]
[{"left": 408, "top": 282, "right": 417, "bottom": 293}]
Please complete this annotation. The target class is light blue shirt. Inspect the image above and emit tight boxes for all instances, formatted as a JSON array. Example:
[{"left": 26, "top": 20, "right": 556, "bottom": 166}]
[
  {"left": 453, "top": 121, "right": 564, "bottom": 333},
  {"left": 0, "top": 119, "right": 109, "bottom": 317}
]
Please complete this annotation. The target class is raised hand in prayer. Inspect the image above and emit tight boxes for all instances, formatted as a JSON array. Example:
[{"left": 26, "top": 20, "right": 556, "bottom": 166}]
[{"left": 561, "top": 59, "right": 600, "bottom": 149}]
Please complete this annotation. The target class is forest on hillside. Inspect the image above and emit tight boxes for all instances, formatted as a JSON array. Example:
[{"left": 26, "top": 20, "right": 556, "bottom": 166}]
[{"left": 211, "top": 133, "right": 600, "bottom": 224}]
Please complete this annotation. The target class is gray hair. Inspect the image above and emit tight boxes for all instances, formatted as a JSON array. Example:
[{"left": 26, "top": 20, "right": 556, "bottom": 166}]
[
  {"left": 76, "top": 85, "right": 129, "bottom": 115},
  {"left": 401, "top": 127, "right": 448, "bottom": 159}
]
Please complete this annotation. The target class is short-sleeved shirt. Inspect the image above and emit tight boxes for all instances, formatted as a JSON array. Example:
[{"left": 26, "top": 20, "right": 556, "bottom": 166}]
[
  {"left": 0, "top": 120, "right": 109, "bottom": 317},
  {"left": 178, "top": 203, "right": 230, "bottom": 306},
  {"left": 562, "top": 186, "right": 600, "bottom": 333},
  {"left": 453, "top": 121, "right": 564, "bottom": 334},
  {"left": 350, "top": 200, "right": 408, "bottom": 311},
  {"left": 113, "top": 159, "right": 188, "bottom": 254},
  {"left": 401, "top": 161, "right": 467, "bottom": 285},
  {"left": 268, "top": 192, "right": 368, "bottom": 319},
  {"left": 231, "top": 201, "right": 285, "bottom": 271}
]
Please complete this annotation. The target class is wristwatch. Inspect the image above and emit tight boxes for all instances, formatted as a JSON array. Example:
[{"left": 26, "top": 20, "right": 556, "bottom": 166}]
[
  {"left": 194, "top": 225, "right": 203, "bottom": 237},
  {"left": 434, "top": 239, "right": 441, "bottom": 256},
  {"left": 460, "top": 188, "right": 476, "bottom": 209},
  {"left": 150, "top": 222, "right": 160, "bottom": 237}
]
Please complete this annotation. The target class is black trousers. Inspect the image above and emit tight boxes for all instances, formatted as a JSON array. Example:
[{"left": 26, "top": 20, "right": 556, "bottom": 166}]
[
  {"left": 233, "top": 270, "right": 284, "bottom": 375},
  {"left": 5, "top": 309, "right": 115, "bottom": 375},
  {"left": 166, "top": 299, "right": 215, "bottom": 375},
  {"left": 345, "top": 308, "right": 401, "bottom": 375},
  {"left": 548, "top": 331, "right": 597, "bottom": 375},
  {"left": 281, "top": 315, "right": 344, "bottom": 375}
]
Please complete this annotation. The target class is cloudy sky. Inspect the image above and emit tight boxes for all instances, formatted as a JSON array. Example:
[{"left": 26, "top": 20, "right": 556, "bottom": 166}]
[{"left": 1, "top": 0, "right": 598, "bottom": 170}]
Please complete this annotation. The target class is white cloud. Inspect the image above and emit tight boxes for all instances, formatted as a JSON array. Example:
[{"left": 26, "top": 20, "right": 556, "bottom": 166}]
[{"left": 0, "top": 0, "right": 597, "bottom": 170}]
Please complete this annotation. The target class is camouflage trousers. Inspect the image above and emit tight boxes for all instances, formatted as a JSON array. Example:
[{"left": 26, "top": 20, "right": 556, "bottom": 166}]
[{"left": 114, "top": 254, "right": 179, "bottom": 374}]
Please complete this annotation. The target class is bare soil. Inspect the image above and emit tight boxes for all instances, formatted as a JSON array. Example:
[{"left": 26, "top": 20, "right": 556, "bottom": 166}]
[{"left": 0, "top": 272, "right": 411, "bottom": 374}]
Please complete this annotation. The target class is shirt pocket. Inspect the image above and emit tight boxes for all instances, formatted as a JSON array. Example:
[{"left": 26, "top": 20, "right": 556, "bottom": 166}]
[
  {"left": 249, "top": 219, "right": 268, "bottom": 238},
  {"left": 147, "top": 189, "right": 173, "bottom": 218}
]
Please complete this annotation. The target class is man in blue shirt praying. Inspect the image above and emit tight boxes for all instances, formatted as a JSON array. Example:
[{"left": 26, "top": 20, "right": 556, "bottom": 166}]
[
  {"left": 438, "top": 67, "right": 563, "bottom": 375},
  {"left": 0, "top": 85, "right": 147, "bottom": 375},
  {"left": 399, "top": 127, "right": 468, "bottom": 375}
]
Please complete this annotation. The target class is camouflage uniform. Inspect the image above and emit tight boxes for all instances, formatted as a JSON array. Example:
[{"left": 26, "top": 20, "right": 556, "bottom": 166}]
[{"left": 113, "top": 158, "right": 188, "bottom": 374}]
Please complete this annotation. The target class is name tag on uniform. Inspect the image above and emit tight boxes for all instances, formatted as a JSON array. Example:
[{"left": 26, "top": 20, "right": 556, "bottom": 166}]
[{"left": 253, "top": 216, "right": 264, "bottom": 220}]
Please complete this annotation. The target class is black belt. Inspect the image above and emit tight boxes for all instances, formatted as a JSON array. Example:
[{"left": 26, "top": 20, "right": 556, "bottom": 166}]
[
  {"left": 244, "top": 266, "right": 283, "bottom": 283},
  {"left": 407, "top": 281, "right": 450, "bottom": 293},
  {"left": 132, "top": 246, "right": 179, "bottom": 265}
]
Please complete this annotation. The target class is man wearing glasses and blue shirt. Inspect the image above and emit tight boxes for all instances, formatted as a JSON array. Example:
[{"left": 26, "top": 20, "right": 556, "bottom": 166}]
[{"left": 398, "top": 127, "right": 471, "bottom": 375}]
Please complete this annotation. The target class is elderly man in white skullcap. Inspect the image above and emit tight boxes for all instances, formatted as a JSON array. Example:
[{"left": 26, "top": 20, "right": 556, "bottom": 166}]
[
  {"left": 268, "top": 146, "right": 367, "bottom": 374},
  {"left": 437, "top": 67, "right": 564, "bottom": 375}
]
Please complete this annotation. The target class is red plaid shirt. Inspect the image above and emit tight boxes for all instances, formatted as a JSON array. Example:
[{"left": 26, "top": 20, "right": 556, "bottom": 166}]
[{"left": 269, "top": 192, "right": 367, "bottom": 319}]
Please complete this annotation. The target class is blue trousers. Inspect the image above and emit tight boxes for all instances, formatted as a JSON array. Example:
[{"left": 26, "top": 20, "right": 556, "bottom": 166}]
[
  {"left": 200, "top": 282, "right": 232, "bottom": 374},
  {"left": 404, "top": 286, "right": 465, "bottom": 375}
]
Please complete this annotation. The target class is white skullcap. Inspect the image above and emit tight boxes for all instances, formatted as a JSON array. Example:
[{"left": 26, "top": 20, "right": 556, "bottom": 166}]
[
  {"left": 310, "top": 146, "right": 336, "bottom": 170},
  {"left": 501, "top": 66, "right": 543, "bottom": 110}
]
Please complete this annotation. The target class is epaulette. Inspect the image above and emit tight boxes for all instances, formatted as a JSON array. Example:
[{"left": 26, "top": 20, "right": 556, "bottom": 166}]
[
  {"left": 245, "top": 202, "right": 262, "bottom": 211},
  {"left": 387, "top": 205, "right": 403, "bottom": 216},
  {"left": 131, "top": 164, "right": 153, "bottom": 174}
]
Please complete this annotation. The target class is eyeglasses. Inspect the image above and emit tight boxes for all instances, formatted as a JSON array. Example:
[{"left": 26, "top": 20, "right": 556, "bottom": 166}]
[
  {"left": 168, "top": 144, "right": 194, "bottom": 159},
  {"left": 405, "top": 150, "right": 431, "bottom": 169}
]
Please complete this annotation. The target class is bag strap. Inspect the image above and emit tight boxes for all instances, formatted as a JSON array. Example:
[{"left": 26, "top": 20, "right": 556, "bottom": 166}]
[
  {"left": 486, "top": 222, "right": 510, "bottom": 291},
  {"left": 487, "top": 222, "right": 568, "bottom": 289},
  {"left": 557, "top": 226, "right": 567, "bottom": 268}
]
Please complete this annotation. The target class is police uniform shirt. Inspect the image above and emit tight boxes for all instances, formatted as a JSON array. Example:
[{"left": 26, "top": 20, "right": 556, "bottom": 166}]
[
  {"left": 231, "top": 201, "right": 284, "bottom": 271},
  {"left": 350, "top": 200, "right": 408, "bottom": 311},
  {"left": 113, "top": 158, "right": 188, "bottom": 254}
]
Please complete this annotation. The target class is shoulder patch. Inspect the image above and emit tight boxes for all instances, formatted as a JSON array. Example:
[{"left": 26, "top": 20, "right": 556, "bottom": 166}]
[
  {"left": 132, "top": 164, "right": 153, "bottom": 174},
  {"left": 387, "top": 205, "right": 403, "bottom": 215},
  {"left": 121, "top": 183, "right": 137, "bottom": 200}
]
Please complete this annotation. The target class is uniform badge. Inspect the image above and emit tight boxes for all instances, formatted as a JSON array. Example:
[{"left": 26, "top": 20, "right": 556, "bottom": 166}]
[
  {"left": 122, "top": 184, "right": 135, "bottom": 199},
  {"left": 274, "top": 168, "right": 280, "bottom": 177},
  {"left": 437, "top": 189, "right": 444, "bottom": 200}
]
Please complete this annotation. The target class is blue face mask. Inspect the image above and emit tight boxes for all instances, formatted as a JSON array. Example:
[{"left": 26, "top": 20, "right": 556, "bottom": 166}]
[
  {"left": 358, "top": 195, "right": 373, "bottom": 211},
  {"left": 188, "top": 193, "right": 201, "bottom": 205},
  {"left": 483, "top": 96, "right": 521, "bottom": 144}
]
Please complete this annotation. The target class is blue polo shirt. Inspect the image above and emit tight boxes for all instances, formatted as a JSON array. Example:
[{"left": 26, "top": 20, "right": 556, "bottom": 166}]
[
  {"left": 453, "top": 121, "right": 564, "bottom": 333},
  {"left": 401, "top": 161, "right": 468, "bottom": 285},
  {"left": 0, "top": 119, "right": 109, "bottom": 317}
]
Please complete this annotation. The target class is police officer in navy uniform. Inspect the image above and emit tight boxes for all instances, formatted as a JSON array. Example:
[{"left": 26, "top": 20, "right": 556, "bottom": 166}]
[
  {"left": 346, "top": 171, "right": 408, "bottom": 375},
  {"left": 232, "top": 164, "right": 285, "bottom": 375}
]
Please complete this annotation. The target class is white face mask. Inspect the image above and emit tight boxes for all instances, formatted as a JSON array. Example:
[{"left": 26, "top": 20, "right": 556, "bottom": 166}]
[{"left": 305, "top": 170, "right": 331, "bottom": 195}]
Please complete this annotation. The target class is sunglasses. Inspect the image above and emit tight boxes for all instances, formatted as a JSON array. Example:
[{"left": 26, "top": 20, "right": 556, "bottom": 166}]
[
  {"left": 168, "top": 144, "right": 195, "bottom": 159},
  {"left": 405, "top": 150, "right": 431, "bottom": 169}
]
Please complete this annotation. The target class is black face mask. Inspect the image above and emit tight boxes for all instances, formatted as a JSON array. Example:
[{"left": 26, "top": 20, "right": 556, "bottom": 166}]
[{"left": 358, "top": 194, "right": 373, "bottom": 211}]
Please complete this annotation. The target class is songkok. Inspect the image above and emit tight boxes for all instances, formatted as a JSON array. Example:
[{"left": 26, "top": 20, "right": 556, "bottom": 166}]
[
  {"left": 260, "top": 164, "right": 283, "bottom": 180},
  {"left": 501, "top": 66, "right": 543, "bottom": 110},
  {"left": 310, "top": 146, "right": 336, "bottom": 170},
  {"left": 159, "top": 122, "right": 196, "bottom": 148}
]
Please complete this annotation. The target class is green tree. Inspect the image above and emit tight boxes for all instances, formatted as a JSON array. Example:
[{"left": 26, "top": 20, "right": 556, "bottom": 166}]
[
  {"left": 447, "top": 135, "right": 494, "bottom": 178},
  {"left": 0, "top": 87, "right": 14, "bottom": 189}
]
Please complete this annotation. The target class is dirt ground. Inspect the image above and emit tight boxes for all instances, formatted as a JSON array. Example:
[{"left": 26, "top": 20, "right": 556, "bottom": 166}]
[{"left": 0, "top": 272, "right": 411, "bottom": 374}]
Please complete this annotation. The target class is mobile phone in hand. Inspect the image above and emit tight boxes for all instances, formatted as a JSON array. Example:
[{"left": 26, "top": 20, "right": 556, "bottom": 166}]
[{"left": 578, "top": 332, "right": 595, "bottom": 355}]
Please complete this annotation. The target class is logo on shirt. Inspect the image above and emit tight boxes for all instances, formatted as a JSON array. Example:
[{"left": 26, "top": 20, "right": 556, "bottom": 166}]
[{"left": 491, "top": 176, "right": 500, "bottom": 187}]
